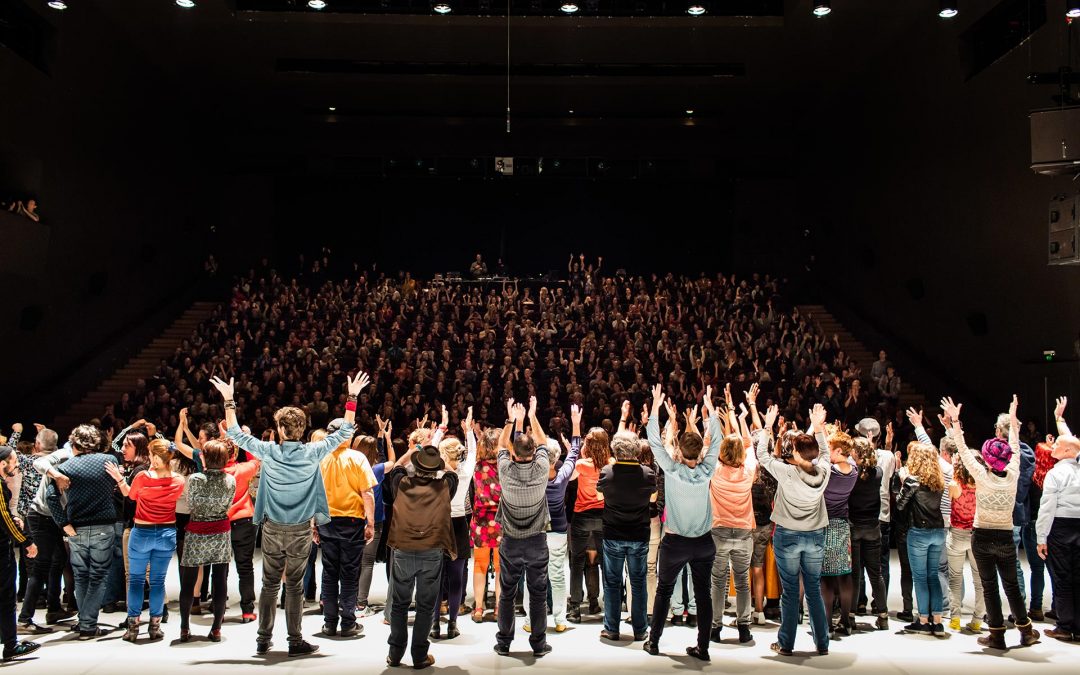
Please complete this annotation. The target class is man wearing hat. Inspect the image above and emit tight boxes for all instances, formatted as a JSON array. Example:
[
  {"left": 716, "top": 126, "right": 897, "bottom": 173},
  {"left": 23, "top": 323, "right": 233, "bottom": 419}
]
[
  {"left": 383, "top": 443, "right": 459, "bottom": 670},
  {"left": 0, "top": 444, "right": 40, "bottom": 661},
  {"left": 318, "top": 419, "right": 376, "bottom": 638}
]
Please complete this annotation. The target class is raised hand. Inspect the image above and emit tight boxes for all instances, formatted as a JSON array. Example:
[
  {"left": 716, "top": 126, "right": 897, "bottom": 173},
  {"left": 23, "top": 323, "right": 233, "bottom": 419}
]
[
  {"left": 1056, "top": 396, "right": 1068, "bottom": 420},
  {"left": 462, "top": 406, "right": 474, "bottom": 435},
  {"left": 808, "top": 403, "right": 827, "bottom": 433},
  {"left": 724, "top": 383, "right": 734, "bottom": 410},
  {"left": 570, "top": 404, "right": 582, "bottom": 428},
  {"left": 651, "top": 383, "right": 665, "bottom": 414},
  {"left": 885, "top": 422, "right": 895, "bottom": 449},
  {"left": 640, "top": 404, "right": 649, "bottom": 428},
  {"left": 684, "top": 405, "right": 699, "bottom": 432},
  {"left": 210, "top": 377, "right": 234, "bottom": 400},
  {"left": 701, "top": 385, "right": 715, "bottom": 416},
  {"left": 440, "top": 405, "right": 449, "bottom": 428},
  {"left": 528, "top": 396, "right": 538, "bottom": 419},
  {"left": 506, "top": 398, "right": 516, "bottom": 421},
  {"left": 620, "top": 399, "right": 631, "bottom": 422},
  {"left": 764, "top": 404, "right": 779, "bottom": 430},
  {"left": 745, "top": 383, "right": 759, "bottom": 407},
  {"left": 663, "top": 400, "right": 679, "bottom": 430},
  {"left": 940, "top": 397, "right": 962, "bottom": 424},
  {"left": 905, "top": 407, "right": 923, "bottom": 428},
  {"left": 179, "top": 408, "right": 189, "bottom": 427},
  {"left": 512, "top": 402, "right": 526, "bottom": 423},
  {"left": 347, "top": 370, "right": 370, "bottom": 396}
]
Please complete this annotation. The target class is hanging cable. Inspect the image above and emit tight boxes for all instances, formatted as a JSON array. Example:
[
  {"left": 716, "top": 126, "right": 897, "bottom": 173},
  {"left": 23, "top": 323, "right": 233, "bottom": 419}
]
[{"left": 506, "top": 0, "right": 512, "bottom": 134}]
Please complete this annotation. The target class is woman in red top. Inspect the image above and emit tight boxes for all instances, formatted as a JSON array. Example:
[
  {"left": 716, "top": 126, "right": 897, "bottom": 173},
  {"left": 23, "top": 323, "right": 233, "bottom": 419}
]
[
  {"left": 568, "top": 427, "right": 610, "bottom": 623},
  {"left": 470, "top": 429, "right": 502, "bottom": 623},
  {"left": 945, "top": 456, "right": 984, "bottom": 632},
  {"left": 109, "top": 440, "right": 185, "bottom": 642}
]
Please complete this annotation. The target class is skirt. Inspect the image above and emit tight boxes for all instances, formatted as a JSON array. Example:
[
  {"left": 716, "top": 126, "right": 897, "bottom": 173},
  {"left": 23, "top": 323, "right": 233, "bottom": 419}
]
[{"left": 821, "top": 517, "right": 852, "bottom": 577}]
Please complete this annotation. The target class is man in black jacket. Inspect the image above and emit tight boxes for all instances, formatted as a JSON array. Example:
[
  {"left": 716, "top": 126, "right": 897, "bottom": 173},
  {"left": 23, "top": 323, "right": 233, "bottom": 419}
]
[{"left": 0, "top": 445, "right": 40, "bottom": 661}]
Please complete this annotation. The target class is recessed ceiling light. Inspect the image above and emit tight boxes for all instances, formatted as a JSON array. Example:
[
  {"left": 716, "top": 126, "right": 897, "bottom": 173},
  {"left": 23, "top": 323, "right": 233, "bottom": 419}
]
[
  {"left": 560, "top": 2, "right": 578, "bottom": 12},
  {"left": 47, "top": 0, "right": 67, "bottom": 9},
  {"left": 686, "top": 109, "right": 694, "bottom": 115},
  {"left": 1070, "top": 0, "right": 1080, "bottom": 18},
  {"left": 176, "top": 0, "right": 195, "bottom": 7},
  {"left": 568, "top": 109, "right": 574, "bottom": 114},
  {"left": 433, "top": 2, "right": 452, "bottom": 13},
  {"left": 812, "top": 0, "right": 830, "bottom": 16},
  {"left": 308, "top": 0, "right": 327, "bottom": 8},
  {"left": 687, "top": 3, "right": 706, "bottom": 15},
  {"left": 938, "top": 0, "right": 957, "bottom": 17},
  {"left": 329, "top": 106, "right": 337, "bottom": 111}
]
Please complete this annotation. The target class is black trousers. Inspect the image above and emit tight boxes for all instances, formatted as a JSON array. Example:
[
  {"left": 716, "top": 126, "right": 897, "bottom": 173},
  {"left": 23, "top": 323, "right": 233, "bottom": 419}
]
[
  {"left": 896, "top": 522, "right": 913, "bottom": 612},
  {"left": 1046, "top": 517, "right": 1080, "bottom": 633},
  {"left": 317, "top": 517, "right": 366, "bottom": 630},
  {"left": 851, "top": 523, "right": 888, "bottom": 615},
  {"left": 568, "top": 513, "right": 603, "bottom": 609},
  {"left": 1, "top": 545, "right": 17, "bottom": 650},
  {"left": 19, "top": 512, "right": 65, "bottom": 622},
  {"left": 230, "top": 518, "right": 257, "bottom": 614},
  {"left": 648, "top": 532, "right": 715, "bottom": 653},
  {"left": 972, "top": 528, "right": 1028, "bottom": 629}
]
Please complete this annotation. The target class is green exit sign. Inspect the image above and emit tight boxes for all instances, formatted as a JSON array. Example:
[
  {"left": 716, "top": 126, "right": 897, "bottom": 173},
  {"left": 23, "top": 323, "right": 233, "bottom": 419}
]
[{"left": 1044, "top": 350, "right": 1056, "bottom": 362}]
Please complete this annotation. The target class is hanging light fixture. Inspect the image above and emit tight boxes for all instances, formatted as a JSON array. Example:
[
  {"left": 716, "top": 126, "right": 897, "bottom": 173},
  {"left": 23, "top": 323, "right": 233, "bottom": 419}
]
[{"left": 687, "top": 3, "right": 706, "bottom": 15}]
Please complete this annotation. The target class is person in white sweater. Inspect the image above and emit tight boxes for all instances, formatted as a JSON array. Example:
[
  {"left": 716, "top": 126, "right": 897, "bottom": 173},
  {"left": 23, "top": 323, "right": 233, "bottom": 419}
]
[{"left": 942, "top": 395, "right": 1039, "bottom": 650}]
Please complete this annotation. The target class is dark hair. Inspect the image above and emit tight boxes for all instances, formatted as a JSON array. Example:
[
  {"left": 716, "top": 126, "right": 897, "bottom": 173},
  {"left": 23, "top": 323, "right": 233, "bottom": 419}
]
[
  {"left": 198, "top": 422, "right": 220, "bottom": 442},
  {"left": 173, "top": 452, "right": 198, "bottom": 476},
  {"left": 355, "top": 436, "right": 378, "bottom": 466},
  {"left": 679, "top": 432, "right": 703, "bottom": 460},
  {"left": 201, "top": 439, "right": 230, "bottom": 470},
  {"left": 125, "top": 432, "right": 151, "bottom": 465},
  {"left": 391, "top": 438, "right": 407, "bottom": 460},
  {"left": 793, "top": 433, "right": 819, "bottom": 462},
  {"left": 513, "top": 435, "right": 536, "bottom": 460}
]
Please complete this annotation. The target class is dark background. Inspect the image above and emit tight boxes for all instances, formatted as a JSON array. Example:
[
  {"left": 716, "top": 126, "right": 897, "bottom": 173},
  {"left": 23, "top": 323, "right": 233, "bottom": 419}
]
[{"left": 0, "top": 0, "right": 1077, "bottom": 426}]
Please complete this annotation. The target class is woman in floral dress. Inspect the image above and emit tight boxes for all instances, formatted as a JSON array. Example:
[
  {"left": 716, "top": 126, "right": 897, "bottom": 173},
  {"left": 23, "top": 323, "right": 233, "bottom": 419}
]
[{"left": 470, "top": 428, "right": 502, "bottom": 622}]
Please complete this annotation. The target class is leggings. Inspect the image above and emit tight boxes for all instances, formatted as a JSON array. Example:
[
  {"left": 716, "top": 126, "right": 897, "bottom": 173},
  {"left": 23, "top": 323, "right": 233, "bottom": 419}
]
[
  {"left": 439, "top": 557, "right": 469, "bottom": 625},
  {"left": 180, "top": 563, "right": 228, "bottom": 631}
]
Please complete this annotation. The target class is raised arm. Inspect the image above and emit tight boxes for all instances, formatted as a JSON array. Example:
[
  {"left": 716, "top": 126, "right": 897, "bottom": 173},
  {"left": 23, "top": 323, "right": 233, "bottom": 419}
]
[
  {"left": 907, "top": 407, "right": 933, "bottom": 446},
  {"left": 941, "top": 397, "right": 986, "bottom": 481},
  {"left": 755, "top": 404, "right": 781, "bottom": 476},
  {"left": 1055, "top": 396, "right": 1072, "bottom": 437},
  {"left": 174, "top": 408, "right": 197, "bottom": 460},
  {"left": 647, "top": 383, "right": 675, "bottom": 473}
]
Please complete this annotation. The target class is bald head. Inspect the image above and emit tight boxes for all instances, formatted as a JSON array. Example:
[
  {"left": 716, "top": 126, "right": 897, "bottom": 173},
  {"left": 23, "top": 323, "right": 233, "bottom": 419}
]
[{"left": 1054, "top": 435, "right": 1080, "bottom": 459}]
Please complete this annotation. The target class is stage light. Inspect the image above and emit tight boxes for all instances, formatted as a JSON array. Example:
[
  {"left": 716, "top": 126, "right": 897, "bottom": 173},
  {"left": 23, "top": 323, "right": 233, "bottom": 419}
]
[
  {"left": 685, "top": 109, "right": 694, "bottom": 115},
  {"left": 938, "top": 0, "right": 957, "bottom": 17},
  {"left": 812, "top": 0, "right": 830, "bottom": 16},
  {"left": 687, "top": 3, "right": 706, "bottom": 15},
  {"left": 176, "top": 0, "right": 195, "bottom": 7},
  {"left": 1068, "top": 0, "right": 1080, "bottom": 17},
  {"left": 47, "top": 0, "right": 67, "bottom": 9},
  {"left": 433, "top": 2, "right": 452, "bottom": 12},
  {"left": 560, "top": 2, "right": 579, "bottom": 12},
  {"left": 307, "top": 0, "right": 326, "bottom": 8},
  {"left": 329, "top": 106, "right": 336, "bottom": 111}
]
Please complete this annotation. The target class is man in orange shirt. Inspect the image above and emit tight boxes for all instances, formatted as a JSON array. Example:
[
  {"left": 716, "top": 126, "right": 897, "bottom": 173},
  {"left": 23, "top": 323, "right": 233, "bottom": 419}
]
[{"left": 318, "top": 419, "right": 376, "bottom": 638}]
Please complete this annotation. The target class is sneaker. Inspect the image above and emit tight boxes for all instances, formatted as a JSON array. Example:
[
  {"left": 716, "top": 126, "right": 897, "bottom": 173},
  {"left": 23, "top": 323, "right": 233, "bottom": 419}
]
[
  {"left": 633, "top": 631, "right": 649, "bottom": 641},
  {"left": 2, "top": 641, "right": 40, "bottom": 661},
  {"left": 949, "top": 616, "right": 962, "bottom": 631},
  {"left": 256, "top": 640, "right": 272, "bottom": 655},
  {"left": 876, "top": 615, "right": 890, "bottom": 631},
  {"left": 339, "top": 625, "right": 362, "bottom": 637},
  {"left": 642, "top": 641, "right": 659, "bottom": 656},
  {"left": 241, "top": 613, "right": 257, "bottom": 623},
  {"left": 753, "top": 611, "right": 767, "bottom": 625},
  {"left": 493, "top": 643, "right": 510, "bottom": 656},
  {"left": 322, "top": 623, "right": 337, "bottom": 636},
  {"left": 686, "top": 646, "right": 709, "bottom": 661},
  {"left": 600, "top": 629, "right": 620, "bottom": 641},
  {"left": 357, "top": 606, "right": 378, "bottom": 618},
  {"left": 738, "top": 624, "right": 753, "bottom": 643},
  {"left": 770, "top": 642, "right": 793, "bottom": 656},
  {"left": 567, "top": 611, "right": 581, "bottom": 624},
  {"left": 855, "top": 604, "right": 868, "bottom": 616},
  {"left": 288, "top": 640, "right": 319, "bottom": 657},
  {"left": 710, "top": 625, "right": 723, "bottom": 643},
  {"left": 897, "top": 611, "right": 914, "bottom": 623},
  {"left": 965, "top": 619, "right": 984, "bottom": 633},
  {"left": 17, "top": 622, "right": 51, "bottom": 635},
  {"left": 903, "top": 621, "right": 932, "bottom": 635},
  {"left": 554, "top": 624, "right": 567, "bottom": 633},
  {"left": 78, "top": 627, "right": 112, "bottom": 640},
  {"left": 929, "top": 622, "right": 947, "bottom": 636},
  {"left": 515, "top": 606, "right": 526, "bottom": 617},
  {"left": 533, "top": 643, "right": 552, "bottom": 657}
]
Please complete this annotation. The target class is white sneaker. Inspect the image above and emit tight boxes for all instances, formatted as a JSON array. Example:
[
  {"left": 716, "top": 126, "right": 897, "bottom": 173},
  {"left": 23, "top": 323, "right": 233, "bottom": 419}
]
[{"left": 753, "top": 612, "right": 766, "bottom": 625}]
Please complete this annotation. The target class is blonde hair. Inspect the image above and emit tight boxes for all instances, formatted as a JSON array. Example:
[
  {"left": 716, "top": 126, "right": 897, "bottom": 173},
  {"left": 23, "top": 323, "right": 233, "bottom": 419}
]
[
  {"left": 906, "top": 442, "right": 944, "bottom": 492},
  {"left": 439, "top": 437, "right": 465, "bottom": 470},
  {"left": 718, "top": 434, "right": 746, "bottom": 468},
  {"left": 477, "top": 428, "right": 500, "bottom": 461},
  {"left": 309, "top": 429, "right": 328, "bottom": 443},
  {"left": 148, "top": 439, "right": 172, "bottom": 468},
  {"left": 408, "top": 426, "right": 434, "bottom": 448},
  {"left": 828, "top": 430, "right": 853, "bottom": 458}
]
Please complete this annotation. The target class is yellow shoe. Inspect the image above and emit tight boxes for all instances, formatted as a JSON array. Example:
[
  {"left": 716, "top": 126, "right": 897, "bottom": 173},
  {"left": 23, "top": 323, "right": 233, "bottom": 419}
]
[
  {"left": 523, "top": 624, "right": 531, "bottom": 633},
  {"left": 555, "top": 624, "right": 567, "bottom": 633},
  {"left": 966, "top": 619, "right": 983, "bottom": 633},
  {"left": 949, "top": 617, "right": 961, "bottom": 631}
]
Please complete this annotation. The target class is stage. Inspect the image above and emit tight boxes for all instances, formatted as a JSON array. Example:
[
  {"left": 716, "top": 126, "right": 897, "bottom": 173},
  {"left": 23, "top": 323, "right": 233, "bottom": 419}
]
[{"left": 9, "top": 551, "right": 1077, "bottom": 674}]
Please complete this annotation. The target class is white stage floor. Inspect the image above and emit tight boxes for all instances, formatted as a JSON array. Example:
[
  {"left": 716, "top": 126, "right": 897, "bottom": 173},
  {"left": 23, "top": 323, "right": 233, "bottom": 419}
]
[{"left": 11, "top": 551, "right": 1077, "bottom": 674}]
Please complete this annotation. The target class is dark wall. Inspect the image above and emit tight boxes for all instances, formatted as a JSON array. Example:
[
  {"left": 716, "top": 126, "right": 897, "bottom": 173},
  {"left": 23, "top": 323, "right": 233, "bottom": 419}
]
[
  {"left": 0, "top": 2, "right": 209, "bottom": 417},
  {"left": 817, "top": 10, "right": 1080, "bottom": 426}
]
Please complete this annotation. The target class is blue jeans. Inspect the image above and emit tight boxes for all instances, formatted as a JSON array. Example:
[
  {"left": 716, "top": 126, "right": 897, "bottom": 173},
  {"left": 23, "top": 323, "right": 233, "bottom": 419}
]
[
  {"left": 602, "top": 539, "right": 648, "bottom": 635},
  {"left": 907, "top": 527, "right": 945, "bottom": 617},
  {"left": 773, "top": 526, "right": 828, "bottom": 652},
  {"left": 126, "top": 525, "right": 176, "bottom": 619},
  {"left": 66, "top": 524, "right": 116, "bottom": 632},
  {"left": 1021, "top": 522, "right": 1045, "bottom": 610}
]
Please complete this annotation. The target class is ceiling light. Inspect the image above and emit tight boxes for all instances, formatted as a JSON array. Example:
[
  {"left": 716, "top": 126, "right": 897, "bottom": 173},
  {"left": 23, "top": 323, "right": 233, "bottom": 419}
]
[
  {"left": 307, "top": 0, "right": 326, "bottom": 8},
  {"left": 687, "top": 3, "right": 706, "bottom": 15},
  {"left": 686, "top": 109, "right": 694, "bottom": 115},
  {"left": 47, "top": 0, "right": 67, "bottom": 9},
  {"left": 568, "top": 109, "right": 574, "bottom": 114},
  {"left": 560, "top": 2, "right": 578, "bottom": 12},
  {"left": 812, "top": 0, "right": 830, "bottom": 16},
  {"left": 938, "top": 0, "right": 957, "bottom": 17},
  {"left": 328, "top": 106, "right": 336, "bottom": 111},
  {"left": 176, "top": 0, "right": 195, "bottom": 7},
  {"left": 1069, "top": 0, "right": 1080, "bottom": 17},
  {"left": 433, "top": 2, "right": 452, "bottom": 13}
]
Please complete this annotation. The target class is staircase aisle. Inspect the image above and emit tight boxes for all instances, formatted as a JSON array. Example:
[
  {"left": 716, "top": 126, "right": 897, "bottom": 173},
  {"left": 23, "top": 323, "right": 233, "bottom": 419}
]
[
  {"left": 797, "top": 304, "right": 925, "bottom": 413},
  {"left": 53, "top": 301, "right": 219, "bottom": 434}
]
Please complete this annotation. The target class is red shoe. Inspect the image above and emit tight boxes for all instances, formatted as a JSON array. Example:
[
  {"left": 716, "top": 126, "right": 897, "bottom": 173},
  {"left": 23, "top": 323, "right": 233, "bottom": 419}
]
[{"left": 241, "top": 613, "right": 256, "bottom": 624}]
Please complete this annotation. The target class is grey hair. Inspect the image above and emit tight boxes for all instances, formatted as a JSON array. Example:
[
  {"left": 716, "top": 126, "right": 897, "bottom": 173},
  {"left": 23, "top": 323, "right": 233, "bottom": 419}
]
[
  {"left": 994, "top": 413, "right": 1010, "bottom": 438},
  {"left": 547, "top": 437, "right": 562, "bottom": 462},
  {"left": 69, "top": 424, "right": 101, "bottom": 453},
  {"left": 611, "top": 431, "right": 641, "bottom": 461},
  {"left": 36, "top": 428, "right": 58, "bottom": 453}
]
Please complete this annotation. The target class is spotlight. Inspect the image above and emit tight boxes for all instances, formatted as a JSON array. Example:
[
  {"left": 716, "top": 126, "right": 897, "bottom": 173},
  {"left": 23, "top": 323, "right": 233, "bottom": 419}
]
[
  {"left": 433, "top": 2, "right": 452, "bottom": 12},
  {"left": 685, "top": 109, "right": 694, "bottom": 115},
  {"left": 560, "top": 2, "right": 578, "bottom": 12},
  {"left": 686, "top": 3, "right": 706, "bottom": 15},
  {"left": 307, "top": 0, "right": 326, "bottom": 8},
  {"left": 47, "top": 0, "right": 67, "bottom": 8},
  {"left": 328, "top": 106, "right": 336, "bottom": 111},
  {"left": 1069, "top": 0, "right": 1080, "bottom": 17},
  {"left": 938, "top": 0, "right": 957, "bottom": 17},
  {"left": 176, "top": 0, "right": 195, "bottom": 7},
  {"left": 812, "top": 0, "right": 830, "bottom": 16}
]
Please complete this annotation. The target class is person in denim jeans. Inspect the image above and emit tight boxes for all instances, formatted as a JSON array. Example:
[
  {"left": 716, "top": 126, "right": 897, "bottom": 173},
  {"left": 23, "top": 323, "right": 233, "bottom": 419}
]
[
  {"left": 896, "top": 442, "right": 947, "bottom": 635},
  {"left": 756, "top": 404, "right": 831, "bottom": 656},
  {"left": 45, "top": 425, "right": 120, "bottom": 639},
  {"left": 597, "top": 430, "right": 656, "bottom": 641}
]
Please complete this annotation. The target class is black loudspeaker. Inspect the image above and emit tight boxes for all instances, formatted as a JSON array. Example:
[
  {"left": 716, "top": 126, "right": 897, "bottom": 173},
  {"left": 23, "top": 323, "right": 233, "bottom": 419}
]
[
  {"left": 1048, "top": 193, "right": 1080, "bottom": 265},
  {"left": 966, "top": 312, "right": 988, "bottom": 336},
  {"left": 1031, "top": 107, "right": 1080, "bottom": 175}
]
